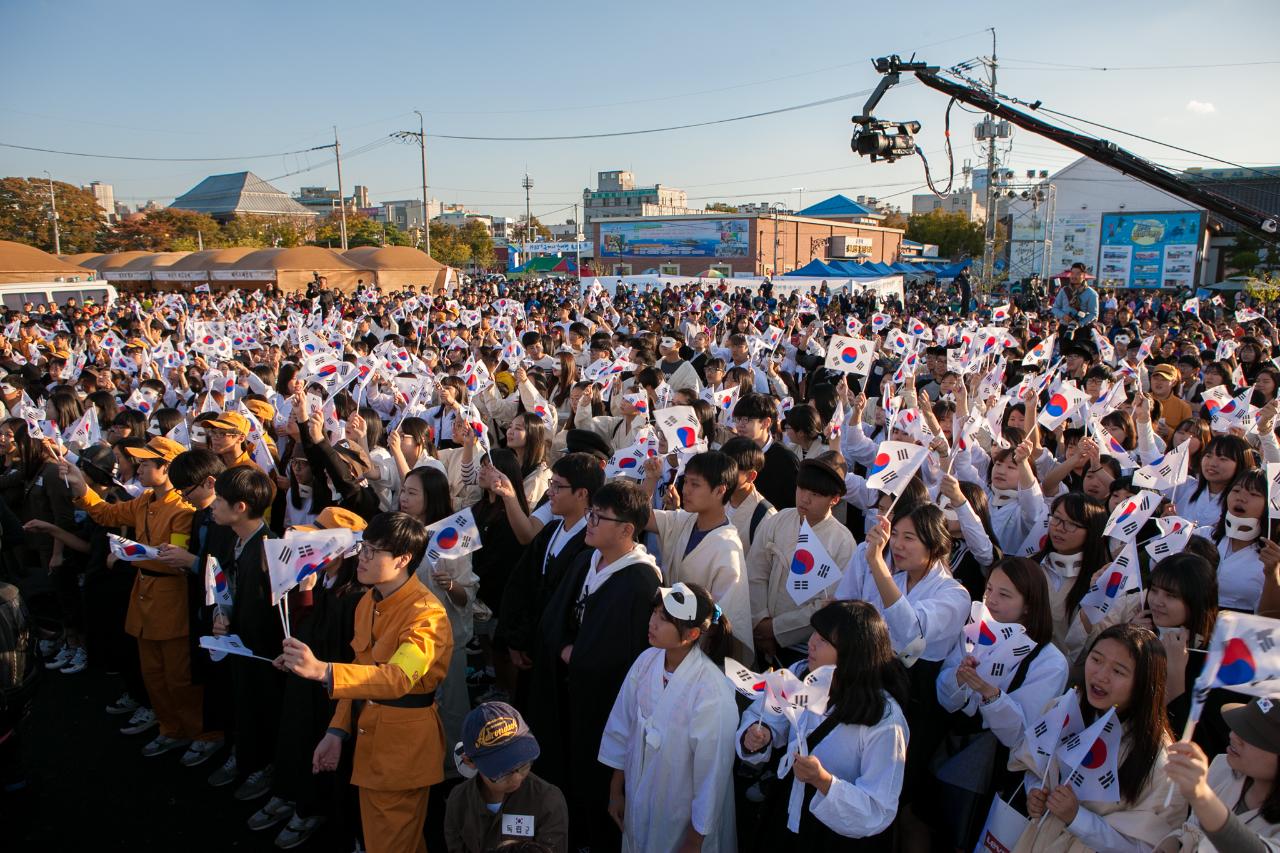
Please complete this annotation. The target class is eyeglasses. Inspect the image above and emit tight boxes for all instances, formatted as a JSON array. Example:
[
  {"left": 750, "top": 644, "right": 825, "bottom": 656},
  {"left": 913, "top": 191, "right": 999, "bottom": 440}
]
[
  {"left": 546, "top": 480, "right": 571, "bottom": 494},
  {"left": 1048, "top": 514, "right": 1083, "bottom": 532},
  {"left": 586, "top": 509, "right": 626, "bottom": 527},
  {"left": 357, "top": 542, "right": 392, "bottom": 560}
]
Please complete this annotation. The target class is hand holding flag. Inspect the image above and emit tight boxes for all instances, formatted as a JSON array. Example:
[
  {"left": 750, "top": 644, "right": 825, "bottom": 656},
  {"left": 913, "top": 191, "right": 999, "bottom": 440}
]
[{"left": 786, "top": 519, "right": 843, "bottom": 605}]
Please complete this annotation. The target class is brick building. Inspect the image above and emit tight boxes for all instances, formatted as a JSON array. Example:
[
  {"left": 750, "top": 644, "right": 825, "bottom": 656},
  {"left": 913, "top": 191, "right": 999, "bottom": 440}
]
[{"left": 591, "top": 195, "right": 904, "bottom": 277}]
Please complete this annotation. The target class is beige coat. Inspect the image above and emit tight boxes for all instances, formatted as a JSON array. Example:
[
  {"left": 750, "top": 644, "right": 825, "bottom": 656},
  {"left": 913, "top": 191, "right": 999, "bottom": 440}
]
[
  {"left": 746, "top": 509, "right": 856, "bottom": 649},
  {"left": 728, "top": 488, "right": 775, "bottom": 556},
  {"left": 652, "top": 510, "right": 753, "bottom": 659}
]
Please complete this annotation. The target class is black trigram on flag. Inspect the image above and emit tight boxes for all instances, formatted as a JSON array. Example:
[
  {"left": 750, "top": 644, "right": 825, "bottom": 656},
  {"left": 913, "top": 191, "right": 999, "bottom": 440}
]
[
  {"left": 276, "top": 546, "right": 294, "bottom": 564},
  {"left": 893, "top": 448, "right": 911, "bottom": 462},
  {"left": 797, "top": 532, "right": 810, "bottom": 545},
  {"left": 878, "top": 471, "right": 899, "bottom": 485},
  {"left": 1012, "top": 644, "right": 1032, "bottom": 658},
  {"left": 297, "top": 543, "right": 316, "bottom": 559},
  {"left": 1150, "top": 541, "right": 1171, "bottom": 557},
  {"left": 1061, "top": 732, "right": 1082, "bottom": 751},
  {"left": 1069, "top": 769, "right": 1085, "bottom": 787},
  {"left": 795, "top": 580, "right": 809, "bottom": 591},
  {"left": 793, "top": 694, "right": 810, "bottom": 706},
  {"left": 1000, "top": 626, "right": 1016, "bottom": 640},
  {"left": 662, "top": 415, "right": 680, "bottom": 428},
  {"left": 1033, "top": 720, "right": 1049, "bottom": 738},
  {"left": 989, "top": 662, "right": 1006, "bottom": 677},
  {"left": 734, "top": 668, "right": 752, "bottom": 681},
  {"left": 815, "top": 563, "right": 832, "bottom": 579},
  {"left": 459, "top": 534, "right": 475, "bottom": 549},
  {"left": 427, "top": 548, "right": 442, "bottom": 563},
  {"left": 1257, "top": 629, "right": 1276, "bottom": 653},
  {"left": 1097, "top": 770, "right": 1117, "bottom": 790}
]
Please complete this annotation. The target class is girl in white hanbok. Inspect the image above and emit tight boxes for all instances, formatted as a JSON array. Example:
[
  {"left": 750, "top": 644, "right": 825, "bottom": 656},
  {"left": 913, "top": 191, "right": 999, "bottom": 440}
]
[
  {"left": 738, "top": 600, "right": 909, "bottom": 850},
  {"left": 599, "top": 582, "right": 739, "bottom": 853}
]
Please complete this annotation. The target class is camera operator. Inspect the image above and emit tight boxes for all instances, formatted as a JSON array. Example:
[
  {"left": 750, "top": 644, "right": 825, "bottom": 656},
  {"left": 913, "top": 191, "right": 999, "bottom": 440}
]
[{"left": 1051, "top": 262, "right": 1099, "bottom": 345}]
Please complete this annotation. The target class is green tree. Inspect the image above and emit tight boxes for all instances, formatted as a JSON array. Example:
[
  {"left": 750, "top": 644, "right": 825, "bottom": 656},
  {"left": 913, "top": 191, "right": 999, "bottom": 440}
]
[
  {"left": 101, "top": 208, "right": 223, "bottom": 252},
  {"left": 880, "top": 210, "right": 908, "bottom": 231},
  {"left": 704, "top": 202, "right": 739, "bottom": 213},
  {"left": 1228, "top": 232, "right": 1264, "bottom": 273},
  {"left": 0, "top": 176, "right": 108, "bottom": 253},
  {"left": 905, "top": 209, "right": 985, "bottom": 260},
  {"left": 428, "top": 220, "right": 472, "bottom": 268},
  {"left": 459, "top": 219, "right": 495, "bottom": 269}
]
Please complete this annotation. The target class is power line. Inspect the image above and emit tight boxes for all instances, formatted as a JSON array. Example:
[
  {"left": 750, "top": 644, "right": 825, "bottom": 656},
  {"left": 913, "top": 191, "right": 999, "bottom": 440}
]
[
  {"left": 0, "top": 140, "right": 334, "bottom": 162},
  {"left": 426, "top": 87, "right": 896, "bottom": 142},
  {"left": 1000, "top": 57, "right": 1280, "bottom": 72}
]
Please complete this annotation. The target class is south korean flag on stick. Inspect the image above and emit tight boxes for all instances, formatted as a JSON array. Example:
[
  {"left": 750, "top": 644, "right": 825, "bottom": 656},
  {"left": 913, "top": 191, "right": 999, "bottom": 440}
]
[
  {"left": 1144, "top": 516, "right": 1197, "bottom": 562},
  {"left": 108, "top": 534, "right": 161, "bottom": 563},
  {"left": 654, "top": 406, "right": 706, "bottom": 454},
  {"left": 824, "top": 335, "right": 875, "bottom": 376},
  {"left": 1132, "top": 440, "right": 1190, "bottom": 491},
  {"left": 865, "top": 440, "right": 930, "bottom": 497},
  {"left": 1194, "top": 611, "right": 1280, "bottom": 701},
  {"left": 1080, "top": 541, "right": 1142, "bottom": 623},
  {"left": 1056, "top": 707, "right": 1123, "bottom": 803},
  {"left": 961, "top": 601, "right": 1038, "bottom": 698},
  {"left": 1102, "top": 490, "right": 1161, "bottom": 541},
  {"left": 786, "top": 519, "right": 843, "bottom": 605},
  {"left": 1026, "top": 690, "right": 1083, "bottom": 779},
  {"left": 424, "top": 508, "right": 482, "bottom": 566}
]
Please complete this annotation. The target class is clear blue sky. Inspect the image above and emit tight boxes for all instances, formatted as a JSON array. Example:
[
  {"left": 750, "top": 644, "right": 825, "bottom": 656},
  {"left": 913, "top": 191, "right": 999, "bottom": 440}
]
[{"left": 3, "top": 0, "right": 1278, "bottom": 224}]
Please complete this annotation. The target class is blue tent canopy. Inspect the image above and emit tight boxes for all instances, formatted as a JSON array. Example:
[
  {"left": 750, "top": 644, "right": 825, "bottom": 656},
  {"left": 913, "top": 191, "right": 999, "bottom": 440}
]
[{"left": 784, "top": 259, "right": 842, "bottom": 277}]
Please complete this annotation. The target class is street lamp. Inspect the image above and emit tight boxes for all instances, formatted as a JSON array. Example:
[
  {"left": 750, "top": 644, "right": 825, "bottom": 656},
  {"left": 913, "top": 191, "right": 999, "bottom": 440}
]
[
  {"left": 522, "top": 174, "right": 534, "bottom": 260},
  {"left": 43, "top": 171, "right": 61, "bottom": 255},
  {"left": 792, "top": 187, "right": 805, "bottom": 213}
]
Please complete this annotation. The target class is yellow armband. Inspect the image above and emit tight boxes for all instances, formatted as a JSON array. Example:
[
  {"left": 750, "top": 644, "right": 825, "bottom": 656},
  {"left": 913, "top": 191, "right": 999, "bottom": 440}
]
[{"left": 388, "top": 642, "right": 429, "bottom": 683}]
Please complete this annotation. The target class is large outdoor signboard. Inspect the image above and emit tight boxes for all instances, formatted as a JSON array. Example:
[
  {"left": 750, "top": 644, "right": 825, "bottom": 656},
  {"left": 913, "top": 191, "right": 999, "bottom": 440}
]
[
  {"left": 1097, "top": 211, "right": 1203, "bottom": 290},
  {"left": 599, "top": 219, "right": 750, "bottom": 258}
]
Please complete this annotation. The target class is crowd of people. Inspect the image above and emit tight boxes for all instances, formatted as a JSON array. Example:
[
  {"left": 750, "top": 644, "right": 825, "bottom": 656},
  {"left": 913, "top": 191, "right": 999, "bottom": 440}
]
[{"left": 2, "top": 262, "right": 1280, "bottom": 853}]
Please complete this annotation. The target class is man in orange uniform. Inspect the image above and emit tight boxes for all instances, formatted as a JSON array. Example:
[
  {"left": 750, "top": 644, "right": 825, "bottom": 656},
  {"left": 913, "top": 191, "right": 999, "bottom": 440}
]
[
  {"left": 281, "top": 511, "right": 453, "bottom": 853},
  {"left": 205, "top": 411, "right": 262, "bottom": 471},
  {"left": 60, "top": 436, "right": 211, "bottom": 759}
]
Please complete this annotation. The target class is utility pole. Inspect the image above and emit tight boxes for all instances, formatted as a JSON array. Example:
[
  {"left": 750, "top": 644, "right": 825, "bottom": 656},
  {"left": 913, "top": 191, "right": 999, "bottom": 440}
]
[
  {"left": 981, "top": 28, "right": 998, "bottom": 293},
  {"left": 414, "top": 110, "right": 430, "bottom": 257},
  {"left": 43, "top": 171, "right": 61, "bottom": 255},
  {"left": 334, "top": 126, "right": 348, "bottom": 251},
  {"left": 522, "top": 174, "right": 534, "bottom": 261},
  {"left": 573, "top": 201, "right": 582, "bottom": 285}
]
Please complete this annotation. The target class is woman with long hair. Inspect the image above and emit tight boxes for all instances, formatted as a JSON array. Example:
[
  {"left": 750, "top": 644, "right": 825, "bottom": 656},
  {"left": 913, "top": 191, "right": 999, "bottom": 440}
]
[
  {"left": 1017, "top": 625, "right": 1183, "bottom": 850},
  {"left": 504, "top": 411, "right": 551, "bottom": 507},
  {"left": 600, "top": 582, "right": 738, "bottom": 852},
  {"left": 984, "top": 438, "right": 1048, "bottom": 556},
  {"left": 1174, "top": 434, "right": 1257, "bottom": 533},
  {"left": 400, "top": 466, "right": 478, "bottom": 769},
  {"left": 935, "top": 556, "right": 1070, "bottom": 849},
  {"left": 738, "top": 600, "right": 909, "bottom": 848},
  {"left": 550, "top": 350, "right": 579, "bottom": 419},
  {"left": 938, "top": 474, "right": 1000, "bottom": 601},
  {"left": 1208, "top": 469, "right": 1280, "bottom": 612},
  {"left": 1034, "top": 492, "right": 1111, "bottom": 663}
]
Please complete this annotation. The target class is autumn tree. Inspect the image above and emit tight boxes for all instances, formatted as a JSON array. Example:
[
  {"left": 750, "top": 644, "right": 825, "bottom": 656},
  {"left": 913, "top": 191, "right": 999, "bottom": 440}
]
[
  {"left": 0, "top": 177, "right": 108, "bottom": 253},
  {"left": 101, "top": 208, "right": 223, "bottom": 252},
  {"left": 704, "top": 202, "right": 739, "bottom": 213},
  {"left": 459, "top": 219, "right": 495, "bottom": 269},
  {"left": 221, "top": 214, "right": 307, "bottom": 248},
  {"left": 428, "top": 220, "right": 472, "bottom": 268},
  {"left": 511, "top": 215, "right": 551, "bottom": 243}
]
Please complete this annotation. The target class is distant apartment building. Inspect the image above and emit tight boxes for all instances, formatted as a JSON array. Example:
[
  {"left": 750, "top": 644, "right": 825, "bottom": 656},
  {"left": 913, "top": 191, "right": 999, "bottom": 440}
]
[
  {"left": 911, "top": 188, "right": 986, "bottom": 220},
  {"left": 378, "top": 198, "right": 444, "bottom": 231},
  {"left": 582, "top": 170, "right": 691, "bottom": 229},
  {"left": 85, "top": 181, "right": 116, "bottom": 222}
]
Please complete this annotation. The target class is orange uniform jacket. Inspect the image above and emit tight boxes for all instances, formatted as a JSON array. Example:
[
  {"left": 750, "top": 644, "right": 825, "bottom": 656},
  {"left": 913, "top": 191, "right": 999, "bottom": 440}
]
[
  {"left": 77, "top": 488, "right": 195, "bottom": 641},
  {"left": 329, "top": 575, "right": 453, "bottom": 791}
]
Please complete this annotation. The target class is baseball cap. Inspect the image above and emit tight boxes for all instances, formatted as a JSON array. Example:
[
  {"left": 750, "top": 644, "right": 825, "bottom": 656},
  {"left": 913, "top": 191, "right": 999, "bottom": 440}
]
[
  {"left": 1150, "top": 364, "right": 1179, "bottom": 382},
  {"left": 460, "top": 702, "right": 540, "bottom": 779},
  {"left": 206, "top": 412, "right": 250, "bottom": 435},
  {"left": 1223, "top": 698, "right": 1280, "bottom": 754},
  {"left": 125, "top": 435, "right": 186, "bottom": 463},
  {"left": 244, "top": 399, "right": 275, "bottom": 425},
  {"left": 292, "top": 506, "right": 368, "bottom": 534}
]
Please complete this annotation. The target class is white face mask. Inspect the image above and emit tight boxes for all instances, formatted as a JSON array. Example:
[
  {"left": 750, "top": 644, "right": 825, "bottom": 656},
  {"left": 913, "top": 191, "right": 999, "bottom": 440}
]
[{"left": 1225, "top": 512, "right": 1262, "bottom": 542}]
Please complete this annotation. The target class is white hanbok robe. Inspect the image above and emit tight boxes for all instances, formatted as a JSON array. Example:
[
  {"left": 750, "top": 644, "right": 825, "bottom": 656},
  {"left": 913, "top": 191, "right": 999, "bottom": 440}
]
[
  {"left": 737, "top": 662, "right": 908, "bottom": 838},
  {"left": 599, "top": 647, "right": 739, "bottom": 853},
  {"left": 652, "top": 510, "right": 754, "bottom": 657},
  {"left": 1217, "top": 536, "right": 1265, "bottom": 612}
]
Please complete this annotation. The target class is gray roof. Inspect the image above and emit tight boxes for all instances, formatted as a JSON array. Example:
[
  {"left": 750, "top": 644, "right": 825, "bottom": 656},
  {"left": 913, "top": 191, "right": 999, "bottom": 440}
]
[{"left": 170, "top": 172, "right": 317, "bottom": 218}]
